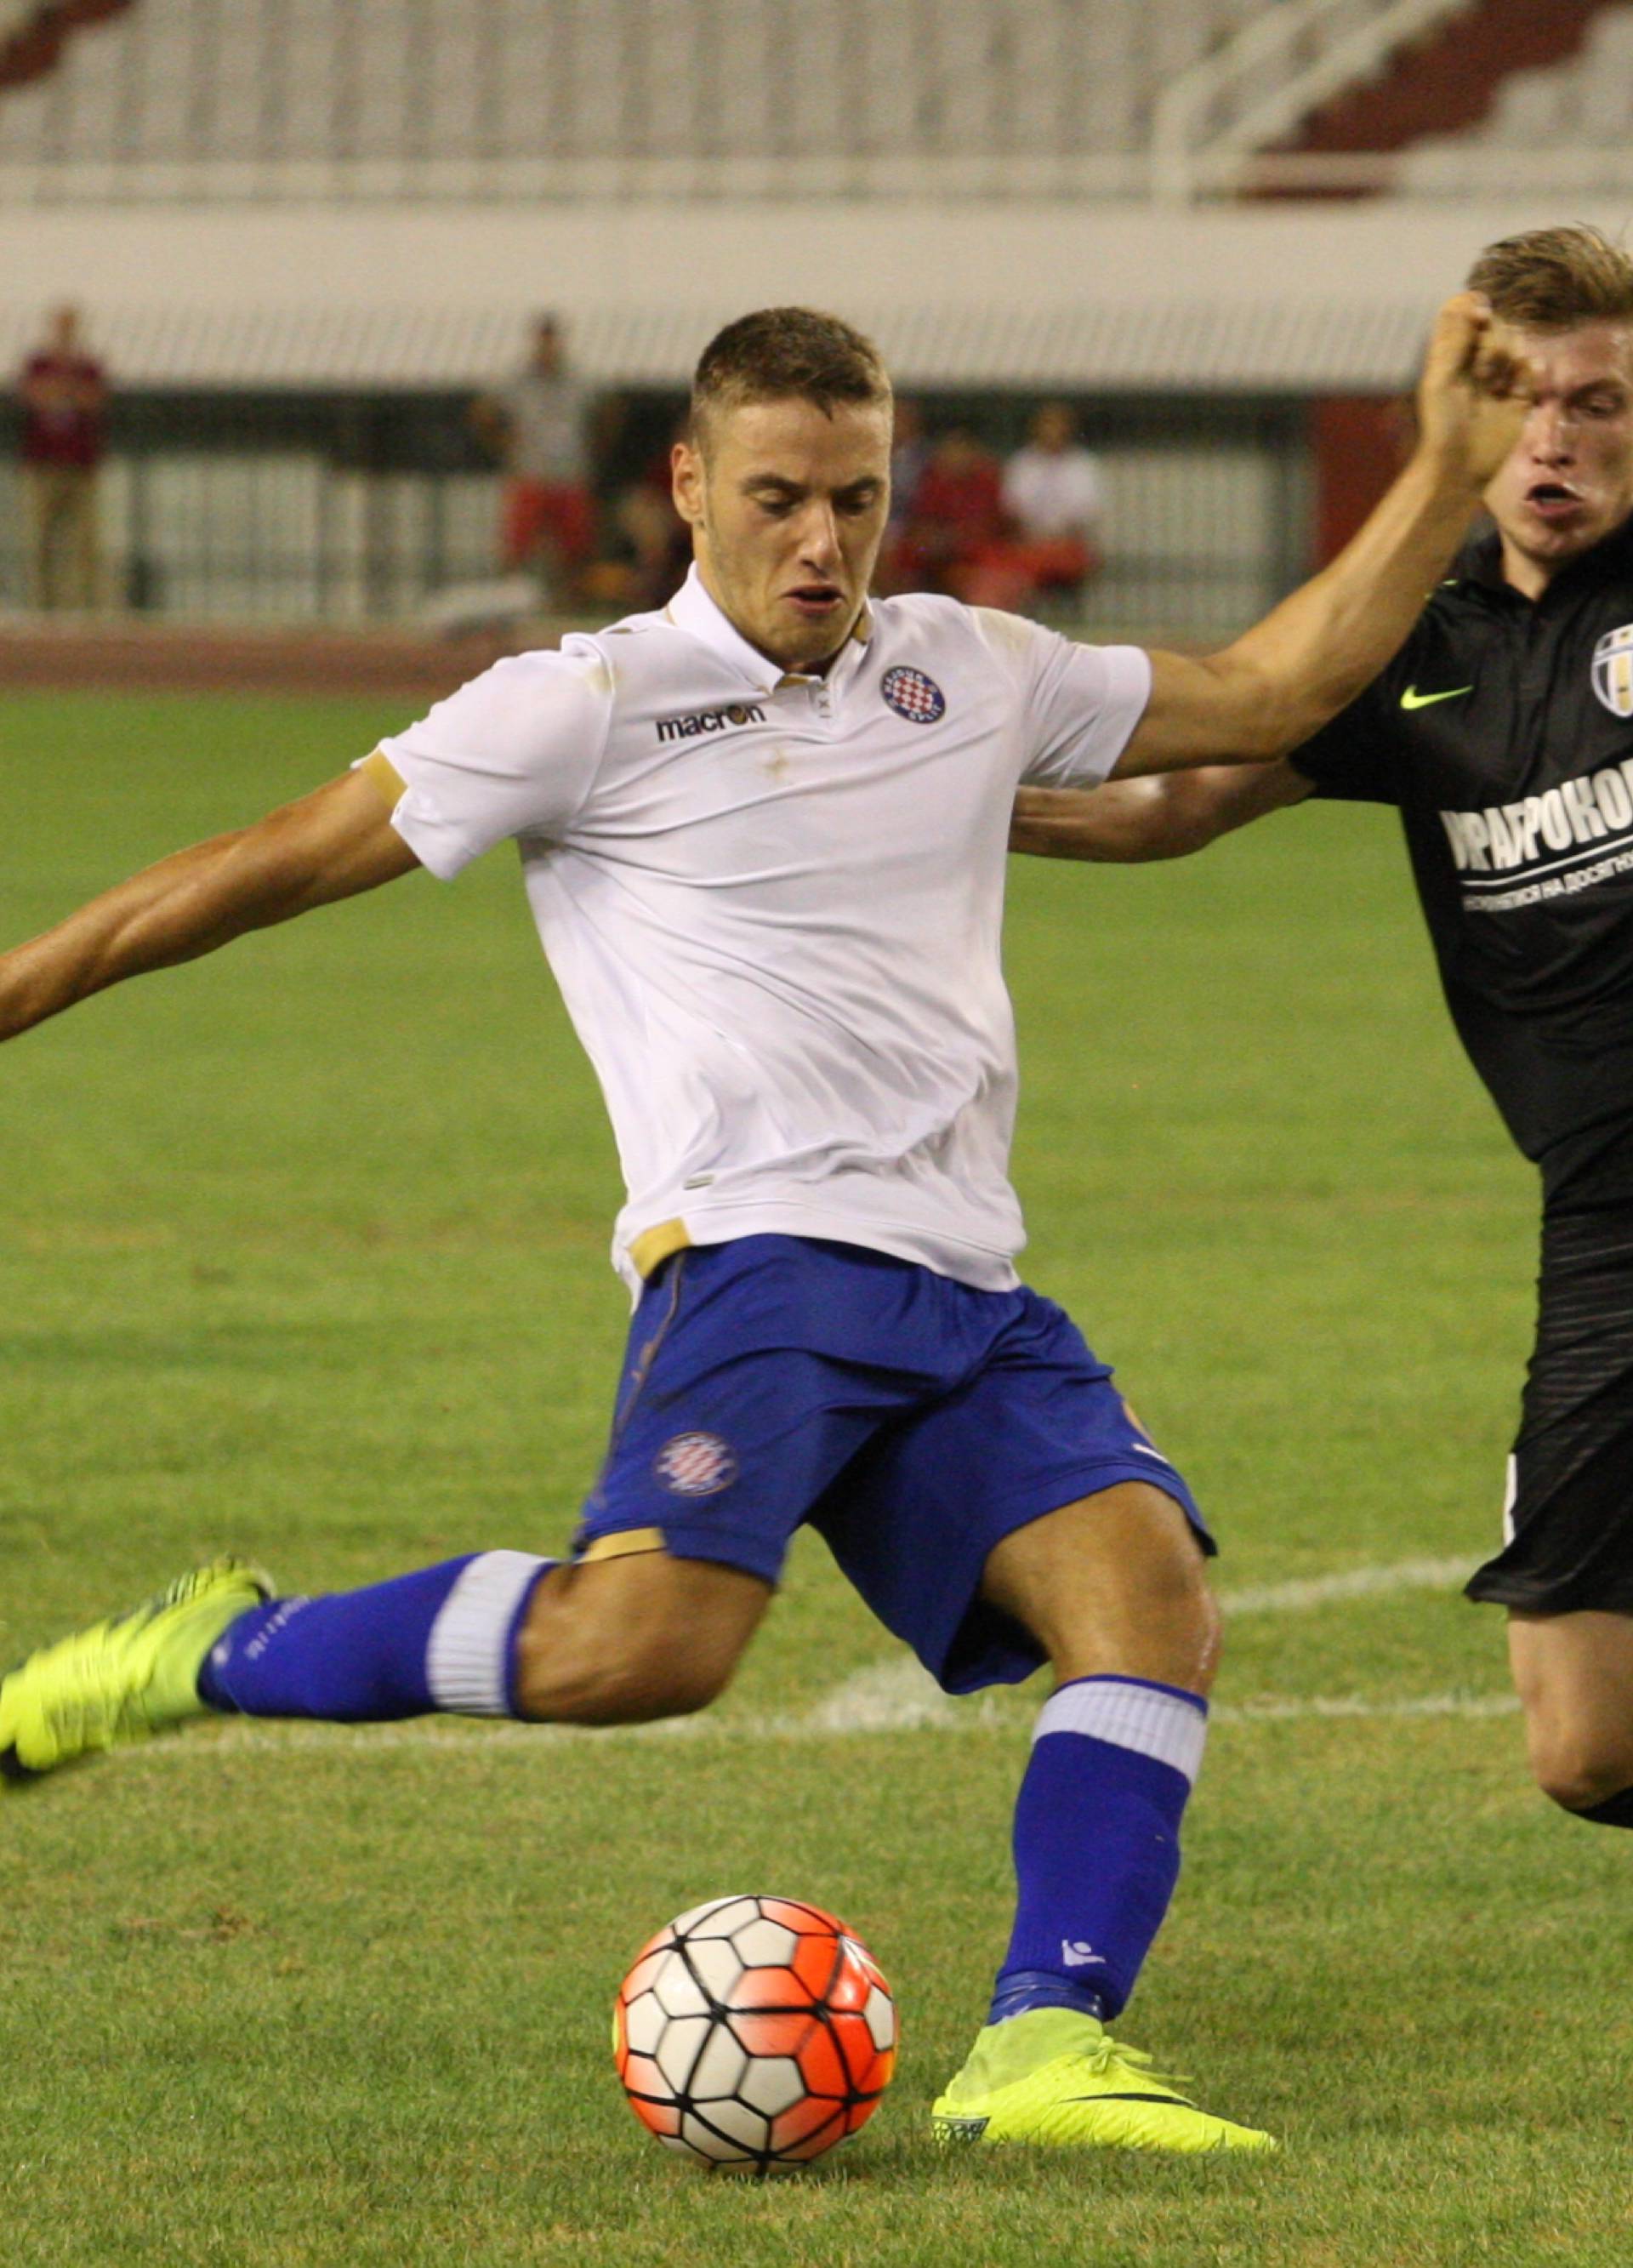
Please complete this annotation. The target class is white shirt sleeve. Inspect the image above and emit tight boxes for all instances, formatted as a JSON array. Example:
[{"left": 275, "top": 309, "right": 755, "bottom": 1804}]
[
  {"left": 368, "top": 644, "right": 613, "bottom": 880},
  {"left": 974, "top": 609, "right": 1152, "bottom": 790}
]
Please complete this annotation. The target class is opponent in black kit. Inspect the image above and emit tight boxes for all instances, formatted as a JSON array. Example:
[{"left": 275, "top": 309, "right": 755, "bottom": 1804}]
[{"left": 1012, "top": 225, "right": 1633, "bottom": 1832}]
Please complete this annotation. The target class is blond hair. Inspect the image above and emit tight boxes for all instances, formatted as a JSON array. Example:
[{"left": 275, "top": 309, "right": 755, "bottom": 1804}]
[{"left": 1466, "top": 225, "right": 1633, "bottom": 329}]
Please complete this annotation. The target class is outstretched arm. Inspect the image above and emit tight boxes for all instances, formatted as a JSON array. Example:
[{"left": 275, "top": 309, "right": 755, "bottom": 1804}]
[
  {"left": 1110, "top": 293, "right": 1527, "bottom": 780},
  {"left": 1011, "top": 762, "right": 1312, "bottom": 863},
  {"left": 0, "top": 757, "right": 418, "bottom": 1046}
]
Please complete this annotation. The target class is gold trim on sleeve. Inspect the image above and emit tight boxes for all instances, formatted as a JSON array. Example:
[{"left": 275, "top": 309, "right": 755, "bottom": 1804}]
[
  {"left": 629, "top": 1217, "right": 692, "bottom": 1278},
  {"left": 360, "top": 749, "right": 407, "bottom": 808},
  {"left": 579, "top": 1528, "right": 668, "bottom": 1564}
]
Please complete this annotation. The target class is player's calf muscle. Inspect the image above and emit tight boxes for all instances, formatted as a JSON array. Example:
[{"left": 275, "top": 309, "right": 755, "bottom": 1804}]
[
  {"left": 1508, "top": 1610, "right": 1633, "bottom": 1810},
  {"left": 983, "top": 1488, "right": 1220, "bottom": 1694},
  {"left": 511, "top": 1557, "right": 770, "bottom": 1724}
]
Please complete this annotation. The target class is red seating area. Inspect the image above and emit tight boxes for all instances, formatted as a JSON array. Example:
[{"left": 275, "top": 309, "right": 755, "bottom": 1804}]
[{"left": 0, "top": 0, "right": 132, "bottom": 96}]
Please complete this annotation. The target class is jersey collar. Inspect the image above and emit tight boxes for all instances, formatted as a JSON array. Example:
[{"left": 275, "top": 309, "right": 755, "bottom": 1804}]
[
  {"left": 1453, "top": 525, "right": 1507, "bottom": 592},
  {"left": 1454, "top": 510, "right": 1633, "bottom": 603},
  {"left": 666, "top": 563, "right": 872, "bottom": 697}
]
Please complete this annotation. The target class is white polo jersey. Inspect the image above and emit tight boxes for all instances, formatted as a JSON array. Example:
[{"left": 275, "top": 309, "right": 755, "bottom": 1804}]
[{"left": 378, "top": 567, "right": 1150, "bottom": 1295}]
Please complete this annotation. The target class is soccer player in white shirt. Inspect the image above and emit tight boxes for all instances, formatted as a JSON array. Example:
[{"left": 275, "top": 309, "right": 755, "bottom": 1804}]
[{"left": 0, "top": 299, "right": 1528, "bottom": 2154}]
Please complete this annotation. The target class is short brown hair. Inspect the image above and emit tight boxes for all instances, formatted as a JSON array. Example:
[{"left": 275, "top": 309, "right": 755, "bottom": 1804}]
[
  {"left": 691, "top": 307, "right": 890, "bottom": 450},
  {"left": 1466, "top": 225, "right": 1633, "bottom": 329}
]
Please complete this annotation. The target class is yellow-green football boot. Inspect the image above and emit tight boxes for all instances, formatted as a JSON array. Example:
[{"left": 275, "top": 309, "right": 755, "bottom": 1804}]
[
  {"left": 931, "top": 2008, "right": 1277, "bottom": 2153},
  {"left": 0, "top": 1558, "right": 271, "bottom": 1788}
]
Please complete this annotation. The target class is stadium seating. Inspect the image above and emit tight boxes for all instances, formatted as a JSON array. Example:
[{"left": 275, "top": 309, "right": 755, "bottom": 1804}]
[
  {"left": 0, "top": 0, "right": 1461, "bottom": 191},
  {"left": 1398, "top": 4, "right": 1633, "bottom": 191}
]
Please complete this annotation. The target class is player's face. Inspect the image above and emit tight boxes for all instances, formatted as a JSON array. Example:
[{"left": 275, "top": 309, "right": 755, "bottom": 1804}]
[
  {"left": 1485, "top": 322, "right": 1633, "bottom": 593},
  {"left": 673, "top": 395, "right": 892, "bottom": 673}
]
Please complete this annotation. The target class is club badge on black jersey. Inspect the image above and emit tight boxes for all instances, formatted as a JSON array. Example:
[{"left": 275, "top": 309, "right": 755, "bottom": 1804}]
[{"left": 1592, "top": 624, "right": 1633, "bottom": 720}]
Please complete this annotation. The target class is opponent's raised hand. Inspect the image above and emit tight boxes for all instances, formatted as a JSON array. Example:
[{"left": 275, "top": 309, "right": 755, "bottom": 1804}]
[{"left": 1414, "top": 290, "right": 1534, "bottom": 493}]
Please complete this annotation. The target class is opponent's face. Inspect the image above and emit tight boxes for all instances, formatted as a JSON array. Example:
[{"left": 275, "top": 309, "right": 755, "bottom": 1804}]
[
  {"left": 1486, "top": 322, "right": 1633, "bottom": 595},
  {"left": 673, "top": 394, "right": 891, "bottom": 674}
]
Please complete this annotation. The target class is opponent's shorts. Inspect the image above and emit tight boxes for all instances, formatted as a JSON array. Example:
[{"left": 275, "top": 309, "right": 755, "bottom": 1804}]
[
  {"left": 1466, "top": 1201, "right": 1633, "bottom": 1616},
  {"left": 572, "top": 1234, "right": 1211, "bottom": 1694}
]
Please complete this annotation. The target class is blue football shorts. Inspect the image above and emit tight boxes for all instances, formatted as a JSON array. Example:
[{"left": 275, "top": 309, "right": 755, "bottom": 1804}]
[{"left": 572, "top": 1234, "right": 1212, "bottom": 1695}]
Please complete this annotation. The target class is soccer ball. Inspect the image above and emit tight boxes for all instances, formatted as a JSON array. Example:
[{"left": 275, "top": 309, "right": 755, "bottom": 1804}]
[{"left": 612, "top": 1894, "right": 897, "bottom": 2174}]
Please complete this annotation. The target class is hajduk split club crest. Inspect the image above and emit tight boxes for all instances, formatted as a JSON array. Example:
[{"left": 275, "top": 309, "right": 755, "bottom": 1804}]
[
  {"left": 881, "top": 665, "right": 947, "bottom": 724},
  {"left": 654, "top": 1431, "right": 738, "bottom": 1497},
  {"left": 1592, "top": 624, "right": 1633, "bottom": 720}
]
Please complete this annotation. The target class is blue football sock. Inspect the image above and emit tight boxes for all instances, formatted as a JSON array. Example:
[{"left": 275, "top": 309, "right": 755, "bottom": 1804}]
[
  {"left": 989, "top": 1674, "right": 1207, "bottom": 2026},
  {"left": 196, "top": 1550, "right": 552, "bottom": 1722}
]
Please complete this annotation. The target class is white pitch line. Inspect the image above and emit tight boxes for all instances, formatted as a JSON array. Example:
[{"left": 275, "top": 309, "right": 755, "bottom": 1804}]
[
  {"left": 105, "top": 1553, "right": 1499, "bottom": 1765},
  {"left": 1219, "top": 1555, "right": 1472, "bottom": 1616},
  {"left": 1215, "top": 1691, "right": 1519, "bottom": 1724},
  {"left": 119, "top": 1682, "right": 1520, "bottom": 1766}
]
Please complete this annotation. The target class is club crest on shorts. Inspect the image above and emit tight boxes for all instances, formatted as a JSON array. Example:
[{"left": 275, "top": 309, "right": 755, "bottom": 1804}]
[
  {"left": 654, "top": 1430, "right": 738, "bottom": 1497},
  {"left": 881, "top": 665, "right": 947, "bottom": 725},
  {"left": 1592, "top": 624, "right": 1633, "bottom": 719}
]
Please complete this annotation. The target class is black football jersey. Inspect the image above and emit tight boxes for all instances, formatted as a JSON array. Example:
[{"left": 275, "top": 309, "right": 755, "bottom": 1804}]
[{"left": 1292, "top": 517, "right": 1633, "bottom": 1202}]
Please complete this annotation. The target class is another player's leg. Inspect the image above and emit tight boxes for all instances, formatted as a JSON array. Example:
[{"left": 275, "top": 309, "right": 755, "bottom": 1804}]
[
  {"left": 1507, "top": 1607, "right": 1633, "bottom": 1822},
  {"left": 931, "top": 1484, "right": 1275, "bottom": 2154},
  {"left": 1469, "top": 1201, "right": 1633, "bottom": 1825}
]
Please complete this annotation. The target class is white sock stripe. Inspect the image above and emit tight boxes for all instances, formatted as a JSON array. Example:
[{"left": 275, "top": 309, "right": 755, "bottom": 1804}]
[
  {"left": 1032, "top": 1678, "right": 1208, "bottom": 1785},
  {"left": 425, "top": 1551, "right": 549, "bottom": 1717}
]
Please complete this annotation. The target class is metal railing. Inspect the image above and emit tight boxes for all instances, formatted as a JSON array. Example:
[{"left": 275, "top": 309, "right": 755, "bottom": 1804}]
[{"left": 1151, "top": 0, "right": 1476, "bottom": 203}]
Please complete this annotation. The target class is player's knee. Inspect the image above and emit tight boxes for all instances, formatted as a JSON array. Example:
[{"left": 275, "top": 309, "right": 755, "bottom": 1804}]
[
  {"left": 1528, "top": 1726, "right": 1633, "bottom": 1815},
  {"left": 1039, "top": 1524, "right": 1220, "bottom": 1693},
  {"left": 1116, "top": 1525, "right": 1220, "bottom": 1653},
  {"left": 993, "top": 1496, "right": 1225, "bottom": 1696},
  {"left": 1151, "top": 1532, "right": 1218, "bottom": 1621},
  {"left": 1155, "top": 1559, "right": 1220, "bottom": 1694}
]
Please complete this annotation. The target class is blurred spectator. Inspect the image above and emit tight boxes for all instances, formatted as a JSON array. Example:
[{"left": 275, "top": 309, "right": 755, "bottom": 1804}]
[
  {"left": 469, "top": 313, "right": 596, "bottom": 603},
  {"left": 993, "top": 400, "right": 1107, "bottom": 607},
  {"left": 876, "top": 397, "right": 930, "bottom": 593},
  {"left": 580, "top": 408, "right": 691, "bottom": 613},
  {"left": 890, "top": 399, "right": 930, "bottom": 520},
  {"left": 18, "top": 301, "right": 107, "bottom": 611},
  {"left": 892, "top": 426, "right": 1007, "bottom": 597}
]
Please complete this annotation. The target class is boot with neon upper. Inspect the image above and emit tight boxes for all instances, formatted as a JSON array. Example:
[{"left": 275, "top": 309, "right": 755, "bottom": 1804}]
[
  {"left": 0, "top": 1558, "right": 271, "bottom": 1787},
  {"left": 930, "top": 2006, "right": 1277, "bottom": 2153}
]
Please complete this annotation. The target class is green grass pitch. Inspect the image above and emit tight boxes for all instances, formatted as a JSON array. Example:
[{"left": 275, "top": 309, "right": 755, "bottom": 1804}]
[{"left": 2, "top": 691, "right": 1628, "bottom": 2267}]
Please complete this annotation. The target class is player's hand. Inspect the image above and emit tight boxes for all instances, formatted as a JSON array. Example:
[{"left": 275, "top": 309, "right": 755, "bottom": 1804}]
[{"left": 1414, "top": 290, "right": 1534, "bottom": 494}]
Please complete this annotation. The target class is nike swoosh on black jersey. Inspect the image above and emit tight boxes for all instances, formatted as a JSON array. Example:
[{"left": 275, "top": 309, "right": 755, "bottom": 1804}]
[{"left": 1400, "top": 684, "right": 1474, "bottom": 709}]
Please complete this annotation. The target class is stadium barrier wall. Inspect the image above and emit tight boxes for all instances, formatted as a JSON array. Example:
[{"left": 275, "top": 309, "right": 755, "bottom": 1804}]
[
  {"left": 0, "top": 385, "right": 1309, "bottom": 644},
  {"left": 8, "top": 189, "right": 1611, "bottom": 653}
]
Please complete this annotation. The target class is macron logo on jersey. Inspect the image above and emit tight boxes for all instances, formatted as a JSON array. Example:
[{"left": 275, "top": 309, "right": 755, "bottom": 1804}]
[{"left": 655, "top": 702, "right": 766, "bottom": 744}]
